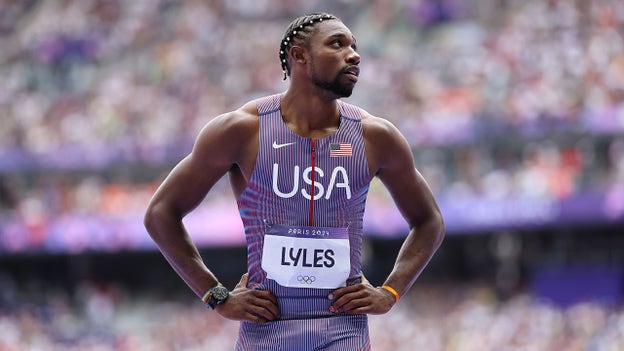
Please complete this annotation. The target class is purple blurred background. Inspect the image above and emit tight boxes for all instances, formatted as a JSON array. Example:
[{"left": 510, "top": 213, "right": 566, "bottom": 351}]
[
  {"left": 1, "top": 0, "right": 623, "bottom": 253},
  {"left": 0, "top": 0, "right": 623, "bottom": 350}
]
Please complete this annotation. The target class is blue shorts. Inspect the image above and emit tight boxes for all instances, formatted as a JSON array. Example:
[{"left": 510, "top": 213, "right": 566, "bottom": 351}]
[
  {"left": 234, "top": 314, "right": 370, "bottom": 351},
  {"left": 234, "top": 279, "right": 371, "bottom": 350}
]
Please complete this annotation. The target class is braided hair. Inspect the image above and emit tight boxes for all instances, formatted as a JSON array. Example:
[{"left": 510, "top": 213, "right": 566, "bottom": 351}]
[{"left": 279, "top": 12, "right": 340, "bottom": 80}]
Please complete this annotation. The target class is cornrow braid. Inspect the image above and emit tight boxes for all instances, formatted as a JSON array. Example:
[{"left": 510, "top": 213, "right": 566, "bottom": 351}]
[{"left": 279, "top": 12, "right": 340, "bottom": 80}]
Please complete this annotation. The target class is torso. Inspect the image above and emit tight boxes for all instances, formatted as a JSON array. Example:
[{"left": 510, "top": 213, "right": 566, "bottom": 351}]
[{"left": 235, "top": 93, "right": 372, "bottom": 319}]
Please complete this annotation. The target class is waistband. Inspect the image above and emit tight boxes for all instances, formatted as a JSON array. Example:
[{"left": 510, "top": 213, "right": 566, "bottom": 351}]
[{"left": 258, "top": 277, "right": 361, "bottom": 320}]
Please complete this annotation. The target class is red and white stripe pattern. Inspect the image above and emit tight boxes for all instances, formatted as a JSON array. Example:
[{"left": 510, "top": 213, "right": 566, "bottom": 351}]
[{"left": 330, "top": 142, "right": 352, "bottom": 157}]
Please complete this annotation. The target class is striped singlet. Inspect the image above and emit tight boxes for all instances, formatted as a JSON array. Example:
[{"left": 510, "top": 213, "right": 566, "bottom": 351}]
[{"left": 235, "top": 94, "right": 372, "bottom": 351}]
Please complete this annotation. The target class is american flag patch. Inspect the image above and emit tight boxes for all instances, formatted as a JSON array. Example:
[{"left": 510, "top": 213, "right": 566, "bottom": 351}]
[{"left": 330, "top": 142, "right": 352, "bottom": 157}]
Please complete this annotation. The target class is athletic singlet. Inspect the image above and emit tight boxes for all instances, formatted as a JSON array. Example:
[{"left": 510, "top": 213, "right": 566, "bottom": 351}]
[{"left": 234, "top": 94, "right": 372, "bottom": 350}]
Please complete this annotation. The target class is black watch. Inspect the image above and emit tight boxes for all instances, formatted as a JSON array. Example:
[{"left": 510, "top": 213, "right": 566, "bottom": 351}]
[{"left": 205, "top": 283, "right": 229, "bottom": 310}]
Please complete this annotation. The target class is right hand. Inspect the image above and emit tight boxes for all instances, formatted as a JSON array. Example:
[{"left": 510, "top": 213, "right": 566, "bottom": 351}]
[{"left": 216, "top": 273, "right": 280, "bottom": 324}]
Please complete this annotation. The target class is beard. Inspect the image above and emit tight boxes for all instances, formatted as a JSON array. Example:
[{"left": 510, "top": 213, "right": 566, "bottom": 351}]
[{"left": 309, "top": 62, "right": 355, "bottom": 98}]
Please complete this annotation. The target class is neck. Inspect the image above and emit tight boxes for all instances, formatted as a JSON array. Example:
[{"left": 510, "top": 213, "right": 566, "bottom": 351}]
[{"left": 280, "top": 85, "right": 341, "bottom": 138}]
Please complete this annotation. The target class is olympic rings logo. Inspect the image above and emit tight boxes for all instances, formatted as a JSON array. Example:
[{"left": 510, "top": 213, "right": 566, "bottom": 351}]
[{"left": 297, "top": 275, "right": 316, "bottom": 284}]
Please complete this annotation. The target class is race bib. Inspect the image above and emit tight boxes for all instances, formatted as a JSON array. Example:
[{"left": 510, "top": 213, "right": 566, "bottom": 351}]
[{"left": 261, "top": 224, "right": 350, "bottom": 289}]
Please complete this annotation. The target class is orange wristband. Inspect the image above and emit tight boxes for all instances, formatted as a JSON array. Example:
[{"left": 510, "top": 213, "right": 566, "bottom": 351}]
[{"left": 381, "top": 285, "right": 400, "bottom": 303}]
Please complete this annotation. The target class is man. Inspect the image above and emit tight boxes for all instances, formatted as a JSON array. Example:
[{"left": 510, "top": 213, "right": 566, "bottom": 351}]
[{"left": 144, "top": 12, "right": 445, "bottom": 351}]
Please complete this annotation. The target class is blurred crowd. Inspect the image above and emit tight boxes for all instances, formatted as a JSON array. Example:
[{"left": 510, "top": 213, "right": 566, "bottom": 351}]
[
  {"left": 1, "top": 0, "right": 623, "bottom": 159},
  {"left": 1, "top": 2, "right": 623, "bottom": 349},
  {"left": 0, "top": 281, "right": 622, "bottom": 351},
  {"left": 0, "top": 0, "right": 624, "bottom": 351},
  {"left": 1, "top": 0, "right": 624, "bottom": 245}
]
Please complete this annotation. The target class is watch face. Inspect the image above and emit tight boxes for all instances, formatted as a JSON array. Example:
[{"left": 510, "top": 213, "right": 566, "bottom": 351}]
[{"left": 211, "top": 286, "right": 229, "bottom": 301}]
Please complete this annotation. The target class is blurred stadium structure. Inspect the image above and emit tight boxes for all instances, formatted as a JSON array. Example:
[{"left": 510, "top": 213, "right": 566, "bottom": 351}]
[{"left": 0, "top": 0, "right": 623, "bottom": 349}]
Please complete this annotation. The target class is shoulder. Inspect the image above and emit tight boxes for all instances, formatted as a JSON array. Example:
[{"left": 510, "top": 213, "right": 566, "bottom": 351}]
[
  {"left": 359, "top": 108, "right": 404, "bottom": 146},
  {"left": 195, "top": 99, "right": 261, "bottom": 144},
  {"left": 357, "top": 107, "right": 413, "bottom": 174},
  {"left": 191, "top": 99, "right": 261, "bottom": 163},
  {"left": 205, "top": 100, "right": 259, "bottom": 132}
]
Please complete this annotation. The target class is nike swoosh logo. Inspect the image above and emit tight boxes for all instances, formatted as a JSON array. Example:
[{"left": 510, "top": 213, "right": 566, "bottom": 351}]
[{"left": 272, "top": 141, "right": 296, "bottom": 149}]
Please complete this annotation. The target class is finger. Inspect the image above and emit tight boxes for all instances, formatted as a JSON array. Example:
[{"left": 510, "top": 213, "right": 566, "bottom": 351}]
[
  {"left": 220, "top": 292, "right": 280, "bottom": 323},
  {"left": 340, "top": 296, "right": 370, "bottom": 313},
  {"left": 248, "top": 296, "right": 280, "bottom": 320},
  {"left": 252, "top": 289, "right": 279, "bottom": 305},
  {"left": 328, "top": 283, "right": 360, "bottom": 300},
  {"left": 341, "top": 293, "right": 370, "bottom": 312},
  {"left": 329, "top": 293, "right": 367, "bottom": 313},
  {"left": 243, "top": 290, "right": 280, "bottom": 318},
  {"left": 345, "top": 304, "right": 372, "bottom": 315},
  {"left": 247, "top": 304, "right": 279, "bottom": 321},
  {"left": 332, "top": 288, "right": 367, "bottom": 310},
  {"left": 249, "top": 293, "right": 279, "bottom": 318},
  {"left": 245, "top": 312, "right": 269, "bottom": 324},
  {"left": 236, "top": 273, "right": 249, "bottom": 288}
]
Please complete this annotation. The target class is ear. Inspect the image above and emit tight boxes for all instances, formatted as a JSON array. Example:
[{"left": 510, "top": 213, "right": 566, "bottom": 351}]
[{"left": 290, "top": 45, "right": 307, "bottom": 64}]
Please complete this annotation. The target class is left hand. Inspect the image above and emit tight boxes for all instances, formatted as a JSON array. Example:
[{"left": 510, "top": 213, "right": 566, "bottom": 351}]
[{"left": 328, "top": 275, "right": 396, "bottom": 315}]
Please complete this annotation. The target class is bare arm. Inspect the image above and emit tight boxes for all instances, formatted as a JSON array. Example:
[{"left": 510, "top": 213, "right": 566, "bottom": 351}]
[
  {"left": 144, "top": 105, "right": 279, "bottom": 323},
  {"left": 330, "top": 114, "right": 445, "bottom": 314},
  {"left": 144, "top": 117, "right": 232, "bottom": 294},
  {"left": 374, "top": 122, "right": 445, "bottom": 297}
]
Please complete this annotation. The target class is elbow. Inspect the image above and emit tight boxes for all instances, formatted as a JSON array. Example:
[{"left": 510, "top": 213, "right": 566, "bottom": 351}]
[
  {"left": 433, "top": 211, "right": 446, "bottom": 247},
  {"left": 143, "top": 203, "right": 159, "bottom": 238},
  {"left": 412, "top": 209, "right": 445, "bottom": 248},
  {"left": 144, "top": 199, "right": 184, "bottom": 244},
  {"left": 143, "top": 201, "right": 170, "bottom": 241}
]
